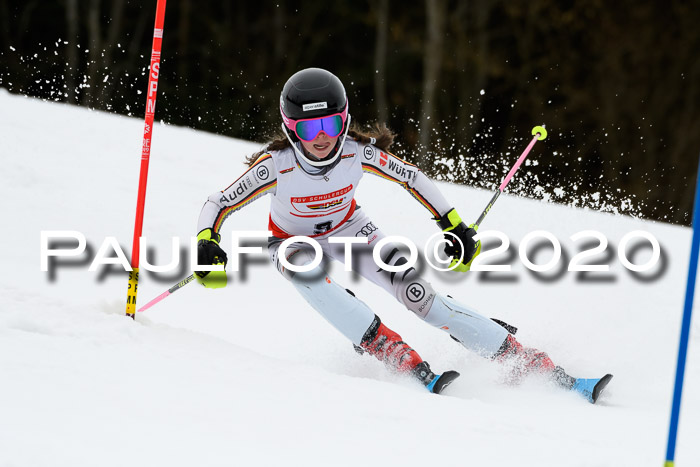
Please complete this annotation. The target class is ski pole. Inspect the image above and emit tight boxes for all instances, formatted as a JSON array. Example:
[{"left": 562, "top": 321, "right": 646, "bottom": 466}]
[
  {"left": 473, "top": 125, "right": 547, "bottom": 228},
  {"left": 138, "top": 274, "right": 195, "bottom": 312}
]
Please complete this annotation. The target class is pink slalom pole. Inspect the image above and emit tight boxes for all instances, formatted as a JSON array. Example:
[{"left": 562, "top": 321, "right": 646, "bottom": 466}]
[
  {"left": 138, "top": 290, "right": 171, "bottom": 312},
  {"left": 138, "top": 274, "right": 196, "bottom": 312},
  {"left": 474, "top": 126, "right": 547, "bottom": 228},
  {"left": 499, "top": 134, "right": 541, "bottom": 191}
]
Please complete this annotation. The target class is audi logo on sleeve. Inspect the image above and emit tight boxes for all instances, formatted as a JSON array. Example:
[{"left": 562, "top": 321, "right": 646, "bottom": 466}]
[{"left": 355, "top": 221, "right": 378, "bottom": 237}]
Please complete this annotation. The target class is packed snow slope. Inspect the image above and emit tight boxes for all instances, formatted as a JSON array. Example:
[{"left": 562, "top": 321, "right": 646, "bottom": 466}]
[{"left": 1, "top": 89, "right": 698, "bottom": 466}]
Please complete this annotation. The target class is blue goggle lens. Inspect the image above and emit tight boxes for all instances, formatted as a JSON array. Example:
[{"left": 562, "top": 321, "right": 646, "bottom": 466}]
[{"left": 295, "top": 115, "right": 344, "bottom": 141}]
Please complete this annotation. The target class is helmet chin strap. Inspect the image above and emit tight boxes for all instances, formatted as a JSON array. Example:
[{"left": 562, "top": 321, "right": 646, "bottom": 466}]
[{"left": 282, "top": 114, "right": 352, "bottom": 168}]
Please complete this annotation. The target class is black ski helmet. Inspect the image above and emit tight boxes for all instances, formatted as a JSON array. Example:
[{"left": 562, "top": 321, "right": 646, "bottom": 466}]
[
  {"left": 280, "top": 68, "right": 348, "bottom": 122},
  {"left": 280, "top": 68, "right": 350, "bottom": 168}
]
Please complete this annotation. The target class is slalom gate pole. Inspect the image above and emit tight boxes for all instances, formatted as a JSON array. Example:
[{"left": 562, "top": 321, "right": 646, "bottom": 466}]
[
  {"left": 125, "top": 0, "right": 168, "bottom": 319},
  {"left": 473, "top": 126, "right": 547, "bottom": 228},
  {"left": 138, "top": 274, "right": 195, "bottom": 312},
  {"left": 664, "top": 154, "right": 700, "bottom": 466}
]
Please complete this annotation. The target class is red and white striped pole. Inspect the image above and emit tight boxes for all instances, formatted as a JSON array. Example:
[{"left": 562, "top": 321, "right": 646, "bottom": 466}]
[{"left": 125, "top": 0, "right": 167, "bottom": 319}]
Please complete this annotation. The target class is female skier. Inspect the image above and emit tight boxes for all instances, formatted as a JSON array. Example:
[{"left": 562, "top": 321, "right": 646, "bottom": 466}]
[{"left": 194, "top": 68, "right": 612, "bottom": 401}]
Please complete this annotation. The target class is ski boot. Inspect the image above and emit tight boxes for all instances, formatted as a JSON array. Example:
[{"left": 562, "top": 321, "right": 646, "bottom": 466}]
[
  {"left": 494, "top": 334, "right": 556, "bottom": 384},
  {"left": 495, "top": 335, "right": 613, "bottom": 403},
  {"left": 357, "top": 316, "right": 459, "bottom": 394}
]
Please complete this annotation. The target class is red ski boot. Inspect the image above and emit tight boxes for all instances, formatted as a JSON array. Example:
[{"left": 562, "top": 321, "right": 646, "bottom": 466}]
[
  {"left": 358, "top": 316, "right": 460, "bottom": 393},
  {"left": 494, "top": 334, "right": 563, "bottom": 384},
  {"left": 359, "top": 316, "right": 424, "bottom": 373},
  {"left": 493, "top": 334, "right": 613, "bottom": 401}
]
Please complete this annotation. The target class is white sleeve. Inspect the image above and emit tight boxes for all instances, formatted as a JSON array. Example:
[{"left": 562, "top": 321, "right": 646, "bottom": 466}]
[
  {"left": 360, "top": 144, "right": 452, "bottom": 219},
  {"left": 197, "top": 154, "right": 277, "bottom": 234}
]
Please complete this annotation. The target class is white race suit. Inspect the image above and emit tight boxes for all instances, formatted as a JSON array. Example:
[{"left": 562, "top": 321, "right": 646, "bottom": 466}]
[{"left": 197, "top": 138, "right": 508, "bottom": 356}]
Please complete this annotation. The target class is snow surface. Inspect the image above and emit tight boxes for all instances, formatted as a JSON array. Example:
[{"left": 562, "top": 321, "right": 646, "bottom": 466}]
[{"left": 1, "top": 88, "right": 698, "bottom": 466}]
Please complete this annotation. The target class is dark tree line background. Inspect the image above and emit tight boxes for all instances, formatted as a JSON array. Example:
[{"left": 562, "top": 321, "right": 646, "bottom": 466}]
[{"left": 2, "top": 1, "right": 699, "bottom": 224}]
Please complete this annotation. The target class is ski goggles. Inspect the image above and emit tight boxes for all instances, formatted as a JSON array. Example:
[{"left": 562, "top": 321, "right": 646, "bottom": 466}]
[{"left": 282, "top": 106, "right": 348, "bottom": 142}]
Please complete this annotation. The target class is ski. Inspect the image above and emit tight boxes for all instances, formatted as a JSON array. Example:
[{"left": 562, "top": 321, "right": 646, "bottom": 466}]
[
  {"left": 571, "top": 374, "right": 614, "bottom": 404},
  {"left": 426, "top": 370, "right": 461, "bottom": 394},
  {"left": 411, "top": 361, "right": 460, "bottom": 394}
]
